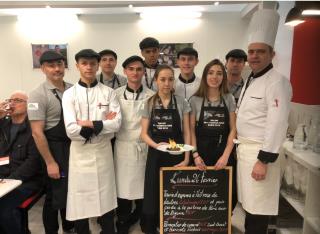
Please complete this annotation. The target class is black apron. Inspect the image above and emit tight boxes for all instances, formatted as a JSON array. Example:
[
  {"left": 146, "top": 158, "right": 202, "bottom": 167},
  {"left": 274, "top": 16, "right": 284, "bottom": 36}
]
[
  {"left": 143, "top": 95, "right": 184, "bottom": 217},
  {"left": 195, "top": 97, "right": 237, "bottom": 210},
  {"left": 44, "top": 89, "right": 71, "bottom": 209},
  {"left": 195, "top": 97, "right": 230, "bottom": 165}
]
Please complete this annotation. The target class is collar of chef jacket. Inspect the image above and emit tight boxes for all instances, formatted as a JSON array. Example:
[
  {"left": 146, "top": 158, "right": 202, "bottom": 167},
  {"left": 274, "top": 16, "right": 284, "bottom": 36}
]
[
  {"left": 178, "top": 73, "right": 196, "bottom": 84},
  {"left": 78, "top": 78, "right": 98, "bottom": 88},
  {"left": 249, "top": 63, "right": 273, "bottom": 79},
  {"left": 143, "top": 61, "right": 159, "bottom": 69}
]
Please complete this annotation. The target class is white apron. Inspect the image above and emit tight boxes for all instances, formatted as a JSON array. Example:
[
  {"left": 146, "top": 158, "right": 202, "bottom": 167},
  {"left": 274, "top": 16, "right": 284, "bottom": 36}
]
[
  {"left": 114, "top": 97, "right": 147, "bottom": 200},
  {"left": 237, "top": 136, "right": 280, "bottom": 215},
  {"left": 66, "top": 139, "right": 117, "bottom": 221}
]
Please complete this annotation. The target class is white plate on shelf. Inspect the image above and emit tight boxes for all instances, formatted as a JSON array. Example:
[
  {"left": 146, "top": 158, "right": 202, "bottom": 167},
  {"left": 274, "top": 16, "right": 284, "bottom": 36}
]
[{"left": 157, "top": 144, "right": 194, "bottom": 155}]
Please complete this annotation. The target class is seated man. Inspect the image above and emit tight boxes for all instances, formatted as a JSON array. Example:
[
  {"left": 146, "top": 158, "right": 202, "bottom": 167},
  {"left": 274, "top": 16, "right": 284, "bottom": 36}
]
[{"left": 0, "top": 91, "right": 44, "bottom": 234}]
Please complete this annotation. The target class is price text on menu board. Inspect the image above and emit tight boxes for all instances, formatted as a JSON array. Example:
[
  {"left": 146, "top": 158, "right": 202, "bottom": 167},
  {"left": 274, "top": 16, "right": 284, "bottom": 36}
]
[{"left": 160, "top": 167, "right": 232, "bottom": 234}]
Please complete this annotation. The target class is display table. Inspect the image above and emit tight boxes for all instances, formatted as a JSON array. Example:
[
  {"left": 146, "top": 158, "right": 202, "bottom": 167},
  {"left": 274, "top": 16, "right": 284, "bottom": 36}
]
[
  {"left": 0, "top": 179, "right": 22, "bottom": 198},
  {"left": 280, "top": 141, "right": 320, "bottom": 234}
]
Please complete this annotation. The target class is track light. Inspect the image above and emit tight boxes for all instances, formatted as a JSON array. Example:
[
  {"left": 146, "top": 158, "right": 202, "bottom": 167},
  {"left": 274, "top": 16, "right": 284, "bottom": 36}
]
[
  {"left": 285, "top": 1, "right": 320, "bottom": 27},
  {"left": 285, "top": 6, "right": 304, "bottom": 27}
]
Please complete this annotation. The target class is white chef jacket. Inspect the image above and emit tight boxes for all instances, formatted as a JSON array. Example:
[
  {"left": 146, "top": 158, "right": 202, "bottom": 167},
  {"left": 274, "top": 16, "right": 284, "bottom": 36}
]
[
  {"left": 236, "top": 67, "right": 292, "bottom": 155},
  {"left": 62, "top": 80, "right": 121, "bottom": 142},
  {"left": 174, "top": 74, "right": 201, "bottom": 101},
  {"left": 142, "top": 67, "right": 158, "bottom": 91},
  {"left": 236, "top": 66, "right": 292, "bottom": 215}
]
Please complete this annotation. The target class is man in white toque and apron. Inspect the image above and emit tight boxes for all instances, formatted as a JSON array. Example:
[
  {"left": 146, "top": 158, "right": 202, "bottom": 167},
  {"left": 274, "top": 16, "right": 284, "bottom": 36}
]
[
  {"left": 114, "top": 55, "right": 154, "bottom": 234},
  {"left": 62, "top": 49, "right": 121, "bottom": 234},
  {"left": 236, "top": 9, "right": 292, "bottom": 234}
]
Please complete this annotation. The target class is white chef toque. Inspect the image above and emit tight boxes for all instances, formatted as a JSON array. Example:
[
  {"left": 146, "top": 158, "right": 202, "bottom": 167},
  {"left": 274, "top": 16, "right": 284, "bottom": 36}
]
[{"left": 248, "top": 9, "right": 280, "bottom": 48}]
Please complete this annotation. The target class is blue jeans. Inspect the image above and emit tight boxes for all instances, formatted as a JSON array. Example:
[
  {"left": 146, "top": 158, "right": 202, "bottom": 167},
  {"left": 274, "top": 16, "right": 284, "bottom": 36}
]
[{"left": 0, "top": 187, "right": 34, "bottom": 234}]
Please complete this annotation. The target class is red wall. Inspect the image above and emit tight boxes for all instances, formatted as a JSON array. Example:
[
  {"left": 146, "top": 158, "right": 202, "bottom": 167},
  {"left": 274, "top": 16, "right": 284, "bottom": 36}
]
[{"left": 290, "top": 19, "right": 320, "bottom": 105}]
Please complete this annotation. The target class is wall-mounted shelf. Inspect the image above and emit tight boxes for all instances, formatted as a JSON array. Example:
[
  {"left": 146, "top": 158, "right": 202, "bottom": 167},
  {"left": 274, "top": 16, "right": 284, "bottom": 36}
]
[
  {"left": 281, "top": 141, "right": 320, "bottom": 234},
  {"left": 280, "top": 190, "right": 304, "bottom": 217}
]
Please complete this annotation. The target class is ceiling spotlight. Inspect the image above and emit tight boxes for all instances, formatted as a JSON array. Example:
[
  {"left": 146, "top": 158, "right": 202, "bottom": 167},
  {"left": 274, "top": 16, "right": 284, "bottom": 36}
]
[
  {"left": 214, "top": 2, "right": 219, "bottom": 6},
  {"left": 285, "top": 6, "right": 304, "bottom": 26},
  {"left": 128, "top": 4, "right": 133, "bottom": 8},
  {"left": 46, "top": 5, "right": 51, "bottom": 9}
]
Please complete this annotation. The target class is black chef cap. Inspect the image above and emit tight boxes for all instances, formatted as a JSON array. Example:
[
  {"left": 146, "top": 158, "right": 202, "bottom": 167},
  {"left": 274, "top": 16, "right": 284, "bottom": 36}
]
[
  {"left": 122, "top": 55, "right": 145, "bottom": 68},
  {"left": 39, "top": 50, "right": 65, "bottom": 65},
  {"left": 99, "top": 49, "right": 117, "bottom": 60},
  {"left": 177, "top": 47, "right": 198, "bottom": 59},
  {"left": 139, "top": 37, "right": 160, "bottom": 50},
  {"left": 225, "top": 49, "right": 247, "bottom": 61},
  {"left": 75, "top": 49, "right": 101, "bottom": 62}
]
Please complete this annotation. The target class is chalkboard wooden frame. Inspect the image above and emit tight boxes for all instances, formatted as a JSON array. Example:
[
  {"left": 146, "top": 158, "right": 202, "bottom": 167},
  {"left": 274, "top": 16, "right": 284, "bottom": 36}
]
[{"left": 160, "top": 166, "right": 232, "bottom": 234}]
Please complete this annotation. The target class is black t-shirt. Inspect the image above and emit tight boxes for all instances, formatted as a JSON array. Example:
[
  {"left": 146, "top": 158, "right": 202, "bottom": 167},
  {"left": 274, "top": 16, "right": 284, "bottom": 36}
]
[{"left": 10, "top": 123, "right": 22, "bottom": 144}]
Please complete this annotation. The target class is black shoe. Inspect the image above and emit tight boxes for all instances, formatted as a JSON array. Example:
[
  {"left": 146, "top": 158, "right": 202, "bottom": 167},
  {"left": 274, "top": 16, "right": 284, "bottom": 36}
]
[
  {"left": 127, "top": 210, "right": 140, "bottom": 226},
  {"left": 117, "top": 226, "right": 129, "bottom": 234},
  {"left": 116, "top": 221, "right": 129, "bottom": 234},
  {"left": 63, "top": 228, "right": 77, "bottom": 234}
]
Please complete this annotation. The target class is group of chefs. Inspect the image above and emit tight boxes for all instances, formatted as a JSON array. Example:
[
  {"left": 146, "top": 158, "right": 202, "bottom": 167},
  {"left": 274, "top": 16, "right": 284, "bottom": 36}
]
[{"left": 1, "top": 8, "right": 292, "bottom": 234}]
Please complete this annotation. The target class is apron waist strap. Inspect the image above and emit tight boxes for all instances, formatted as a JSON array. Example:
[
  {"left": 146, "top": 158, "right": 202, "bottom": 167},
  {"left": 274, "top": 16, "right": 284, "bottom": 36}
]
[
  {"left": 116, "top": 138, "right": 144, "bottom": 143},
  {"left": 238, "top": 136, "right": 262, "bottom": 145}
]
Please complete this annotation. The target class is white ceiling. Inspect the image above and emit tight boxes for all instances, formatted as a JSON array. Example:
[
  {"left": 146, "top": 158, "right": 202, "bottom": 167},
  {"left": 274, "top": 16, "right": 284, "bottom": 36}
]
[{"left": 0, "top": 1, "right": 258, "bottom": 16}]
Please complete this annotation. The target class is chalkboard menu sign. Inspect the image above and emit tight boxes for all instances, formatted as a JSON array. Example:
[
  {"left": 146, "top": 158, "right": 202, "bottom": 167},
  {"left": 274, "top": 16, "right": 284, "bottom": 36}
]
[{"left": 160, "top": 166, "right": 232, "bottom": 234}]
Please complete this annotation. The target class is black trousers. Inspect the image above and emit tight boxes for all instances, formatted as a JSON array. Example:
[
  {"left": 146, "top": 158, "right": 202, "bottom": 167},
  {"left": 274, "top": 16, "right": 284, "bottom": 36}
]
[
  {"left": 43, "top": 181, "right": 74, "bottom": 234},
  {"left": 229, "top": 148, "right": 238, "bottom": 212},
  {"left": 0, "top": 187, "right": 34, "bottom": 234},
  {"left": 75, "top": 209, "right": 115, "bottom": 234},
  {"left": 117, "top": 198, "right": 143, "bottom": 232},
  {"left": 245, "top": 211, "right": 269, "bottom": 234}
]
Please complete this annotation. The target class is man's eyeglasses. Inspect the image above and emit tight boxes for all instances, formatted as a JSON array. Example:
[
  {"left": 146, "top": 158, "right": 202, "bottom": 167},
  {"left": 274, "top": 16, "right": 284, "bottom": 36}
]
[{"left": 5, "top": 98, "right": 26, "bottom": 104}]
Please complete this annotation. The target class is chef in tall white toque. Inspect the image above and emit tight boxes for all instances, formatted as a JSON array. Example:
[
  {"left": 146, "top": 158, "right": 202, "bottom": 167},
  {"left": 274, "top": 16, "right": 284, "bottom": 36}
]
[{"left": 236, "top": 9, "right": 292, "bottom": 234}]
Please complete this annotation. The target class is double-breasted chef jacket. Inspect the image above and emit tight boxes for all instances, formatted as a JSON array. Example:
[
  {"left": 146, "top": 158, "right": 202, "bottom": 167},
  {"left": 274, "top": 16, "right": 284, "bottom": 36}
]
[
  {"left": 174, "top": 73, "right": 201, "bottom": 101},
  {"left": 62, "top": 79, "right": 121, "bottom": 221},
  {"left": 114, "top": 85, "right": 154, "bottom": 200},
  {"left": 236, "top": 64, "right": 292, "bottom": 215}
]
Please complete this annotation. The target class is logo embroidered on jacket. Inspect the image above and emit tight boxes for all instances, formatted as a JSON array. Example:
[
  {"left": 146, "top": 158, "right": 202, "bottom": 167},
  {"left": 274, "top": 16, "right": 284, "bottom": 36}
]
[
  {"left": 97, "top": 103, "right": 109, "bottom": 109},
  {"left": 27, "top": 103, "right": 39, "bottom": 110}
]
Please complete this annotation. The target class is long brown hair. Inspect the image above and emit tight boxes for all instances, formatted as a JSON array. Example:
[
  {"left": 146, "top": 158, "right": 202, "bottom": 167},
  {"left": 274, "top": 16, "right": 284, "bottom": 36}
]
[
  {"left": 148, "top": 64, "right": 175, "bottom": 109},
  {"left": 193, "top": 59, "right": 228, "bottom": 98}
]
